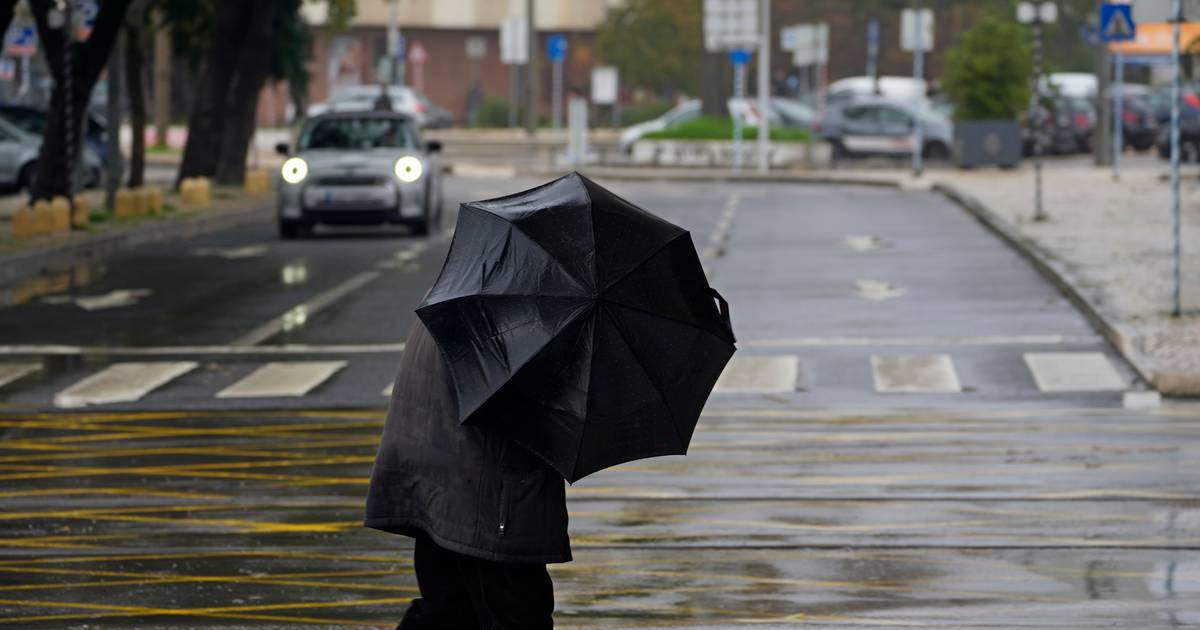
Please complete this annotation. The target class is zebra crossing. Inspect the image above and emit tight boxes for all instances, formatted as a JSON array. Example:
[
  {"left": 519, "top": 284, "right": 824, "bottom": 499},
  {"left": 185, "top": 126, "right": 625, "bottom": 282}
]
[{"left": 0, "top": 349, "right": 1139, "bottom": 409}]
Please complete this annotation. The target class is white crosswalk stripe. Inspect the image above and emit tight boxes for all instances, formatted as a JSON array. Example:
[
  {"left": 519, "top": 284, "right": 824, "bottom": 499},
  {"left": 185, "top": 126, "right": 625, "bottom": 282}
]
[
  {"left": 1023, "top": 352, "right": 1127, "bottom": 392},
  {"left": 871, "top": 354, "right": 962, "bottom": 393},
  {"left": 216, "top": 361, "right": 347, "bottom": 399},
  {"left": 54, "top": 362, "right": 198, "bottom": 408},
  {"left": 714, "top": 356, "right": 799, "bottom": 394},
  {"left": 0, "top": 362, "right": 40, "bottom": 389}
]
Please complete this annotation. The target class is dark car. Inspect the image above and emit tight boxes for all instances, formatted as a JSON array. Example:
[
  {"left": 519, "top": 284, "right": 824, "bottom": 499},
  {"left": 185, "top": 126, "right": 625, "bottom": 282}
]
[
  {"left": 1021, "top": 99, "right": 1085, "bottom": 156},
  {"left": 1155, "top": 104, "right": 1200, "bottom": 161},
  {"left": 1118, "top": 95, "right": 1156, "bottom": 152}
]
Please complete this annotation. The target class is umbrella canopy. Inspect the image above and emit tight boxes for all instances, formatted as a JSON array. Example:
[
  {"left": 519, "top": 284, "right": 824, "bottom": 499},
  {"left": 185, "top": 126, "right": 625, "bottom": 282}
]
[{"left": 416, "top": 172, "right": 736, "bottom": 482}]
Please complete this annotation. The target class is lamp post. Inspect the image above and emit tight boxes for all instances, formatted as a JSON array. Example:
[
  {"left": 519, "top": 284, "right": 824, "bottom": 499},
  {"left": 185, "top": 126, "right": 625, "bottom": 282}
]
[{"left": 1017, "top": 1, "right": 1057, "bottom": 222}]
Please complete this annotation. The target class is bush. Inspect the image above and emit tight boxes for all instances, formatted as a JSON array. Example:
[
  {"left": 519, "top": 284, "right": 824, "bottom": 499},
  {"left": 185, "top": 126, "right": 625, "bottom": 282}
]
[
  {"left": 642, "top": 116, "right": 809, "bottom": 142},
  {"left": 944, "top": 15, "right": 1032, "bottom": 121},
  {"left": 475, "top": 97, "right": 513, "bottom": 128}
]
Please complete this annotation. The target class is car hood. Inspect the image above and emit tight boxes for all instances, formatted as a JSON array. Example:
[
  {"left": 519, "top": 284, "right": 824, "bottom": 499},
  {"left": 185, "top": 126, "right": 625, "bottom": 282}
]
[{"left": 295, "top": 150, "right": 425, "bottom": 177}]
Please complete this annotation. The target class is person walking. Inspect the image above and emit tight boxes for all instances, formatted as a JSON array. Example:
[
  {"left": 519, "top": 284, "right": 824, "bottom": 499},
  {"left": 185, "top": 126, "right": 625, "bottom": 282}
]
[{"left": 365, "top": 319, "right": 570, "bottom": 629}]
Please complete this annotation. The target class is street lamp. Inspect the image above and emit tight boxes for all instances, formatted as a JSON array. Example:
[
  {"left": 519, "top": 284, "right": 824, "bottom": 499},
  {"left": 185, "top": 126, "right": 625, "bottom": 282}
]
[{"left": 1017, "top": 1, "right": 1057, "bottom": 223}]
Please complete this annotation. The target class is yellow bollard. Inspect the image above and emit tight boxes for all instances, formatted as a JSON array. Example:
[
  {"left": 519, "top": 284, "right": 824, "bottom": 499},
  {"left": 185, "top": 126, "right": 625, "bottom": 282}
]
[
  {"left": 31, "top": 200, "right": 53, "bottom": 236},
  {"left": 72, "top": 194, "right": 89, "bottom": 228},
  {"left": 245, "top": 168, "right": 270, "bottom": 195},
  {"left": 145, "top": 186, "right": 163, "bottom": 215},
  {"left": 180, "top": 178, "right": 196, "bottom": 207},
  {"left": 196, "top": 177, "right": 211, "bottom": 206},
  {"left": 130, "top": 187, "right": 147, "bottom": 216},
  {"left": 114, "top": 188, "right": 134, "bottom": 218},
  {"left": 12, "top": 205, "right": 34, "bottom": 240},
  {"left": 49, "top": 196, "right": 70, "bottom": 233}
]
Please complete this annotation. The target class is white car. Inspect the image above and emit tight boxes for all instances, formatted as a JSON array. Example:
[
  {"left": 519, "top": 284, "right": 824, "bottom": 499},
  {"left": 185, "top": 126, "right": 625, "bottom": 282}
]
[
  {"left": 619, "top": 100, "right": 700, "bottom": 152},
  {"left": 727, "top": 96, "right": 816, "bottom": 128},
  {"left": 307, "top": 85, "right": 430, "bottom": 127},
  {"left": 275, "top": 111, "right": 443, "bottom": 238},
  {"left": 826, "top": 76, "right": 928, "bottom": 105}
]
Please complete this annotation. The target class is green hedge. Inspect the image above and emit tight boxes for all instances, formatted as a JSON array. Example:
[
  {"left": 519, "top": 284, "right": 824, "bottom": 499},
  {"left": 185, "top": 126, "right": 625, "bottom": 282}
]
[{"left": 642, "top": 116, "right": 810, "bottom": 141}]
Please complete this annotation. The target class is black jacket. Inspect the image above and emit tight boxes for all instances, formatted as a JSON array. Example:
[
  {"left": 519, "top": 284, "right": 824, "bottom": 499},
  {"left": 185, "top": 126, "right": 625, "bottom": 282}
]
[{"left": 365, "top": 320, "right": 572, "bottom": 564}]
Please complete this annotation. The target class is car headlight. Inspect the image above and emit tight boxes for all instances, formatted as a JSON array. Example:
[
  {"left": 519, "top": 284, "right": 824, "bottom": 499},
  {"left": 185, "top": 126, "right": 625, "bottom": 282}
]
[
  {"left": 281, "top": 157, "right": 308, "bottom": 184},
  {"left": 394, "top": 156, "right": 423, "bottom": 183}
]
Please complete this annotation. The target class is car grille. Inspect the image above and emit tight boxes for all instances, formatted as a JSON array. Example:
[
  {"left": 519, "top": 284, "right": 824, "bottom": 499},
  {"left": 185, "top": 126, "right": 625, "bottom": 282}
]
[{"left": 314, "top": 175, "right": 385, "bottom": 186}]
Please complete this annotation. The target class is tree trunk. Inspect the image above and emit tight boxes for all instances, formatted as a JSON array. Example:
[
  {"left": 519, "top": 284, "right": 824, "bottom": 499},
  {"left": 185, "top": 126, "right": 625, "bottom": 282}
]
[
  {"left": 213, "top": 1, "right": 275, "bottom": 185},
  {"left": 125, "top": 20, "right": 146, "bottom": 187},
  {"left": 0, "top": 0, "right": 17, "bottom": 42},
  {"left": 175, "top": 2, "right": 247, "bottom": 185},
  {"left": 28, "top": 0, "right": 132, "bottom": 203}
]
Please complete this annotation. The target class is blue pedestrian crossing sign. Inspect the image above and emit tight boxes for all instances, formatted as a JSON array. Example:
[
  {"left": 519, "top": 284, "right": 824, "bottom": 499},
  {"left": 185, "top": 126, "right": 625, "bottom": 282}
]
[{"left": 1099, "top": 3, "right": 1136, "bottom": 42}]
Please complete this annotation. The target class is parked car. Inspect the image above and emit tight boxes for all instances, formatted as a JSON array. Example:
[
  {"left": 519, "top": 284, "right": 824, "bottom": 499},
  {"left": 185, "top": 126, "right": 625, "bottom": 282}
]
[
  {"left": 727, "top": 96, "right": 815, "bottom": 129},
  {"left": 415, "top": 92, "right": 453, "bottom": 128},
  {"left": 306, "top": 85, "right": 444, "bottom": 129},
  {"left": 1155, "top": 104, "right": 1200, "bottom": 161},
  {"left": 825, "top": 76, "right": 927, "bottom": 106},
  {"left": 619, "top": 99, "right": 700, "bottom": 153},
  {"left": 1020, "top": 96, "right": 1094, "bottom": 156},
  {"left": 1117, "top": 89, "right": 1156, "bottom": 152},
  {"left": 0, "top": 113, "right": 102, "bottom": 191},
  {"left": 0, "top": 103, "right": 109, "bottom": 164},
  {"left": 275, "top": 111, "right": 443, "bottom": 238},
  {"left": 820, "top": 97, "right": 952, "bottom": 159}
]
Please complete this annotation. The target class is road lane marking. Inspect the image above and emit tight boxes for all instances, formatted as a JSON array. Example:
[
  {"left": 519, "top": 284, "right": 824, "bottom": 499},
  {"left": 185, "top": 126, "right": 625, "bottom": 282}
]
[
  {"left": 743, "top": 334, "right": 1103, "bottom": 348},
  {"left": 216, "top": 361, "right": 347, "bottom": 399},
  {"left": 71, "top": 289, "right": 152, "bottom": 311},
  {"left": 1024, "top": 352, "right": 1126, "bottom": 392},
  {"left": 843, "top": 235, "right": 883, "bottom": 251},
  {"left": 855, "top": 279, "right": 907, "bottom": 301},
  {"left": 231, "top": 271, "right": 382, "bottom": 346},
  {"left": 714, "top": 356, "right": 798, "bottom": 394},
  {"left": 191, "top": 244, "right": 270, "bottom": 259},
  {"left": 0, "top": 362, "right": 40, "bottom": 388},
  {"left": 53, "top": 362, "right": 197, "bottom": 408},
  {"left": 0, "top": 343, "right": 405, "bottom": 356},
  {"left": 871, "top": 355, "right": 962, "bottom": 393}
]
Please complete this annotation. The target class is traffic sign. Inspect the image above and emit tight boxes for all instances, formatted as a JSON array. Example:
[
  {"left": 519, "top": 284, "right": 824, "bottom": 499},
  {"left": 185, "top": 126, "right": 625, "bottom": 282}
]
[
  {"left": 704, "top": 0, "right": 758, "bottom": 52},
  {"left": 547, "top": 34, "right": 567, "bottom": 62},
  {"left": 901, "top": 8, "right": 934, "bottom": 52},
  {"left": 74, "top": 0, "right": 97, "bottom": 41},
  {"left": 4, "top": 25, "right": 36, "bottom": 58},
  {"left": 788, "top": 23, "right": 828, "bottom": 66},
  {"left": 395, "top": 34, "right": 407, "bottom": 61},
  {"left": 1100, "top": 3, "right": 1136, "bottom": 42},
  {"left": 409, "top": 42, "right": 428, "bottom": 65},
  {"left": 728, "top": 48, "right": 751, "bottom": 65},
  {"left": 500, "top": 15, "right": 528, "bottom": 64},
  {"left": 591, "top": 66, "right": 618, "bottom": 105},
  {"left": 0, "top": 59, "right": 14, "bottom": 82}
]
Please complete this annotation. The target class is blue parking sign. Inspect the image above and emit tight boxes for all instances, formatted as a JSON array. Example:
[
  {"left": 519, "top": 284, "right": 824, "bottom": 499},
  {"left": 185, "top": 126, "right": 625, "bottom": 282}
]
[
  {"left": 728, "top": 48, "right": 751, "bottom": 65},
  {"left": 547, "top": 34, "right": 567, "bottom": 62}
]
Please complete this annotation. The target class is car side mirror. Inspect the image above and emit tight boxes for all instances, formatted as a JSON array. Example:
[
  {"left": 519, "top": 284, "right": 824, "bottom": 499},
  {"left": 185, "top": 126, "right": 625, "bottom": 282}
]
[
  {"left": 426, "top": 140, "right": 442, "bottom": 153},
  {"left": 275, "top": 142, "right": 289, "bottom": 155}
]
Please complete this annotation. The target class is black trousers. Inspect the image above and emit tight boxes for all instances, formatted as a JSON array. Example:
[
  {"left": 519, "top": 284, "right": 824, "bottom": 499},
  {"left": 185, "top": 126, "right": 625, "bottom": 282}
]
[{"left": 397, "top": 535, "right": 555, "bottom": 630}]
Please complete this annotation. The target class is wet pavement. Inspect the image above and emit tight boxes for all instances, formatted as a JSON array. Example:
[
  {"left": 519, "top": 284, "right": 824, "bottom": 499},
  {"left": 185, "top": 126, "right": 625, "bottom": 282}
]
[{"left": 0, "top": 175, "right": 1197, "bottom": 627}]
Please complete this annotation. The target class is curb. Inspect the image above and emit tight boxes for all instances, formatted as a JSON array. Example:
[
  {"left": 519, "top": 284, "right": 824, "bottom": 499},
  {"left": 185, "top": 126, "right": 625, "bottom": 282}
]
[
  {"left": 931, "top": 182, "right": 1160, "bottom": 391},
  {"left": 0, "top": 197, "right": 276, "bottom": 286},
  {"left": 446, "top": 161, "right": 905, "bottom": 189}
]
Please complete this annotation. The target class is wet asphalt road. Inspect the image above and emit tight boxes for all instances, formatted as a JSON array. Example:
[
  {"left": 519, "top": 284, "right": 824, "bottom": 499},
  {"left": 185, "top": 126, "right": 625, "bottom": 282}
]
[{"left": 0, "top": 174, "right": 1197, "bottom": 627}]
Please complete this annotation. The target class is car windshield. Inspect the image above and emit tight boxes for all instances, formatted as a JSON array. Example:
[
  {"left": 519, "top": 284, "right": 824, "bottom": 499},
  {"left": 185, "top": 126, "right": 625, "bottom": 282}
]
[{"left": 299, "top": 117, "right": 414, "bottom": 150}]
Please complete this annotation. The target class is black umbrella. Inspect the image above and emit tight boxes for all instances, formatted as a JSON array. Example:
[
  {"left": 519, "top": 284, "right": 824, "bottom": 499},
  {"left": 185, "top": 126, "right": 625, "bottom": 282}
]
[{"left": 416, "top": 172, "right": 736, "bottom": 482}]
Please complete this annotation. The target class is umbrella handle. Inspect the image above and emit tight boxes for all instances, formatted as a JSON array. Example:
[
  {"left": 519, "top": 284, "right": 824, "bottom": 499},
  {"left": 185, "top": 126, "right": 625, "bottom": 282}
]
[{"left": 708, "top": 288, "right": 735, "bottom": 342}]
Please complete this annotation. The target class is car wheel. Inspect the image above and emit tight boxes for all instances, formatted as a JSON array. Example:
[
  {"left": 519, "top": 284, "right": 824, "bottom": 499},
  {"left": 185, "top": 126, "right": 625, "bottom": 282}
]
[
  {"left": 830, "top": 140, "right": 849, "bottom": 161},
  {"left": 922, "top": 141, "right": 950, "bottom": 160},
  {"left": 279, "top": 220, "right": 312, "bottom": 239},
  {"left": 18, "top": 162, "right": 36, "bottom": 192},
  {"left": 1185, "top": 141, "right": 1200, "bottom": 163}
]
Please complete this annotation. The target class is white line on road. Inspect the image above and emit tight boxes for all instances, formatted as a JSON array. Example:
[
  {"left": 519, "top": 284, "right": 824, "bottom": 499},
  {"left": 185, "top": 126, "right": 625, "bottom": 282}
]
[
  {"left": 871, "top": 354, "right": 962, "bottom": 394},
  {"left": 742, "top": 334, "right": 1103, "bottom": 348},
  {"left": 54, "top": 362, "right": 198, "bottom": 408},
  {"left": 714, "top": 355, "right": 799, "bottom": 394},
  {"left": 192, "top": 244, "right": 270, "bottom": 259},
  {"left": 0, "top": 362, "right": 40, "bottom": 389},
  {"left": 1024, "top": 352, "right": 1127, "bottom": 392},
  {"left": 855, "top": 280, "right": 907, "bottom": 301},
  {"left": 0, "top": 343, "right": 406, "bottom": 356},
  {"left": 217, "top": 361, "right": 348, "bottom": 398},
  {"left": 231, "top": 270, "right": 382, "bottom": 346}
]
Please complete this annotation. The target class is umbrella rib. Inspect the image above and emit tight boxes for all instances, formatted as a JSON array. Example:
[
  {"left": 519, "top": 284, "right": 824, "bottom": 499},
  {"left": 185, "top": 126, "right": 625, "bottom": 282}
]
[
  {"left": 597, "top": 230, "right": 690, "bottom": 294},
  {"left": 600, "top": 299, "right": 733, "bottom": 346},
  {"left": 492, "top": 212, "right": 594, "bottom": 295},
  {"left": 599, "top": 305, "right": 687, "bottom": 456}
]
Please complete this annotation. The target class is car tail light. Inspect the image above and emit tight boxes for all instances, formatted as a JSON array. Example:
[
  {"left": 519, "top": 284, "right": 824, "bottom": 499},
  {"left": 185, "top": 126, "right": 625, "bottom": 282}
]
[
  {"left": 1186, "top": 93, "right": 1200, "bottom": 108},
  {"left": 414, "top": 101, "right": 427, "bottom": 113},
  {"left": 1075, "top": 113, "right": 1090, "bottom": 129},
  {"left": 1122, "top": 110, "right": 1138, "bottom": 123}
]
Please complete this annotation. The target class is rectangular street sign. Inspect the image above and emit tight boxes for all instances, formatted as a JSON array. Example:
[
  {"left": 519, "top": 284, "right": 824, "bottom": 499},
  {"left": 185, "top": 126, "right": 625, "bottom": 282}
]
[
  {"left": 789, "top": 23, "right": 828, "bottom": 66},
  {"left": 901, "top": 8, "right": 934, "bottom": 52},
  {"left": 500, "top": 15, "right": 528, "bottom": 65},
  {"left": 1101, "top": 3, "right": 1137, "bottom": 41},
  {"left": 591, "top": 66, "right": 618, "bottom": 105},
  {"left": 704, "top": 0, "right": 759, "bottom": 51}
]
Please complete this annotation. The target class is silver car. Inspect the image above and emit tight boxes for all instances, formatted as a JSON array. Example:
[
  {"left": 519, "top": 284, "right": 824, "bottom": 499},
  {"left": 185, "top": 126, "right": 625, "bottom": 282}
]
[
  {"left": 821, "top": 97, "right": 953, "bottom": 160},
  {"left": 275, "top": 111, "right": 443, "bottom": 238},
  {"left": 0, "top": 114, "right": 102, "bottom": 191}
]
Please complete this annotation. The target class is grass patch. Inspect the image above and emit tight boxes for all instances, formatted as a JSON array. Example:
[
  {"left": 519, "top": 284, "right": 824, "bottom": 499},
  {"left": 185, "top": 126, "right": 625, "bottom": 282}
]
[{"left": 642, "top": 116, "right": 810, "bottom": 142}]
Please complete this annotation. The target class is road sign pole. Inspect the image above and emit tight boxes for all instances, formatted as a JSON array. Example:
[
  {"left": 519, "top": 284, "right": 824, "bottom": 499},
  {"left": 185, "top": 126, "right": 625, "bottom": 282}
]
[
  {"left": 1113, "top": 51, "right": 1123, "bottom": 181},
  {"left": 756, "top": 0, "right": 770, "bottom": 172},
  {"left": 552, "top": 59, "right": 562, "bottom": 130},
  {"left": 1033, "top": 20, "right": 1046, "bottom": 222},
  {"left": 867, "top": 20, "right": 879, "bottom": 83},
  {"left": 1171, "top": 0, "right": 1183, "bottom": 316},
  {"left": 911, "top": 7, "right": 925, "bottom": 177},
  {"left": 733, "top": 58, "right": 745, "bottom": 170}
]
